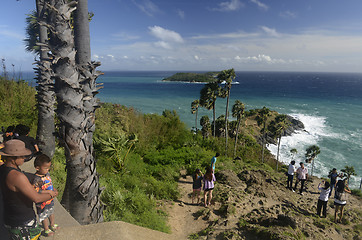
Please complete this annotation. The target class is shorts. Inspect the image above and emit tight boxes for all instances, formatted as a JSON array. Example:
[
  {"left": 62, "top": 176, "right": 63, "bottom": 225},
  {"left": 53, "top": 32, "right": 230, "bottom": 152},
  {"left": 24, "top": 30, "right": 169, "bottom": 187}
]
[
  {"left": 204, "top": 188, "right": 214, "bottom": 192},
  {"left": 5, "top": 219, "right": 41, "bottom": 240},
  {"left": 38, "top": 205, "right": 54, "bottom": 222},
  {"left": 193, "top": 188, "right": 201, "bottom": 192},
  {"left": 334, "top": 201, "right": 346, "bottom": 206}
]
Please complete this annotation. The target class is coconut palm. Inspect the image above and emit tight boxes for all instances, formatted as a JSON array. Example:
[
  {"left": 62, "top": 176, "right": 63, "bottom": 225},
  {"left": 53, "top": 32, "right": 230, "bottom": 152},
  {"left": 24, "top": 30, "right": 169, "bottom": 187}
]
[
  {"left": 231, "top": 100, "right": 245, "bottom": 158},
  {"left": 269, "top": 114, "right": 289, "bottom": 171},
  {"left": 200, "top": 82, "right": 221, "bottom": 137},
  {"left": 47, "top": 0, "right": 103, "bottom": 224},
  {"left": 191, "top": 99, "right": 200, "bottom": 133},
  {"left": 305, "top": 145, "right": 320, "bottom": 176},
  {"left": 256, "top": 107, "right": 270, "bottom": 163},
  {"left": 217, "top": 68, "right": 235, "bottom": 154}
]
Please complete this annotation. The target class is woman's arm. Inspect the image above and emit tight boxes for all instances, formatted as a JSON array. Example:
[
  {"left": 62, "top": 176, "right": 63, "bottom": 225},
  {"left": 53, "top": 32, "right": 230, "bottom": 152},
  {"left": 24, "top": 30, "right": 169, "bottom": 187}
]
[{"left": 7, "top": 170, "right": 58, "bottom": 203}]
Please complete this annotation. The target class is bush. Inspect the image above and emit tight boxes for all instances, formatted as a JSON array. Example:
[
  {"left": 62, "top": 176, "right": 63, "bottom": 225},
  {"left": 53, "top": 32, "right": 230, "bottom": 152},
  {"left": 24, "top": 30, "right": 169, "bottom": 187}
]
[{"left": 0, "top": 77, "right": 37, "bottom": 135}]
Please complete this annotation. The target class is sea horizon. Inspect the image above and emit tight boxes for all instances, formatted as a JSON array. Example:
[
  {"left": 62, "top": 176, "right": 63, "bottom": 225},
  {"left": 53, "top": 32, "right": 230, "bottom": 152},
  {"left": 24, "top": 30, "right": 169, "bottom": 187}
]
[{"left": 21, "top": 70, "right": 362, "bottom": 188}]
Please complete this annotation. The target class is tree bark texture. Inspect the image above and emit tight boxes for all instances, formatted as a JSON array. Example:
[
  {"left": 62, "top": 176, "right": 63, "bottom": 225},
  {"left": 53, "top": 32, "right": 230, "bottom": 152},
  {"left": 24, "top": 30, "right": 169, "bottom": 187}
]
[
  {"left": 35, "top": 0, "right": 56, "bottom": 158},
  {"left": 47, "top": 0, "right": 103, "bottom": 224}
]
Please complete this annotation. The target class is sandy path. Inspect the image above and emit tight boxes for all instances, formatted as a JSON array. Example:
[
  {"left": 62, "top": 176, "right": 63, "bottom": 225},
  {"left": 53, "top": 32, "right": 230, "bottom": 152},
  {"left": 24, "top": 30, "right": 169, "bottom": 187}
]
[{"left": 168, "top": 171, "right": 209, "bottom": 239}]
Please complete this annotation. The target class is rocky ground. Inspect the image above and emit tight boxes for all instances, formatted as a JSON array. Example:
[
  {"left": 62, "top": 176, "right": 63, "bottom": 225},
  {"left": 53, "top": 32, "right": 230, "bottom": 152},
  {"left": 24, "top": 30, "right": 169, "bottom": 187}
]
[{"left": 169, "top": 168, "right": 362, "bottom": 240}]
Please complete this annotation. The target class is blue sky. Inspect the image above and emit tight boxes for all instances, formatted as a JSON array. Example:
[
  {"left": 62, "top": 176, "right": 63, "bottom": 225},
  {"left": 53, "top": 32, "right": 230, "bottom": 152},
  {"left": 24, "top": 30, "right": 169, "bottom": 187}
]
[{"left": 1, "top": 0, "right": 362, "bottom": 72}]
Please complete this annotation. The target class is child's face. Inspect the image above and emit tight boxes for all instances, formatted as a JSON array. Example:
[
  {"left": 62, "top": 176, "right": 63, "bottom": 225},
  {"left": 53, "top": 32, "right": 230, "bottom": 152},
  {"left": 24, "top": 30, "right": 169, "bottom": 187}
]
[{"left": 36, "top": 162, "right": 51, "bottom": 175}]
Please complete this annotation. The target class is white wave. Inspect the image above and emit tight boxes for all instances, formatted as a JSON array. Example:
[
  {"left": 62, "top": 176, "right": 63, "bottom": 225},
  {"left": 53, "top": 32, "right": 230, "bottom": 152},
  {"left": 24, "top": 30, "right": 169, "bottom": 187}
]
[{"left": 267, "top": 112, "right": 361, "bottom": 188}]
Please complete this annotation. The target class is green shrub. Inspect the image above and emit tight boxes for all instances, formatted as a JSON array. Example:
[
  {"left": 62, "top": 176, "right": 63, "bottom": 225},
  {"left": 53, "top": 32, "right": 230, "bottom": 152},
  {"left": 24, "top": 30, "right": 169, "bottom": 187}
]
[
  {"left": 351, "top": 189, "right": 362, "bottom": 197},
  {"left": 0, "top": 77, "right": 37, "bottom": 135}
]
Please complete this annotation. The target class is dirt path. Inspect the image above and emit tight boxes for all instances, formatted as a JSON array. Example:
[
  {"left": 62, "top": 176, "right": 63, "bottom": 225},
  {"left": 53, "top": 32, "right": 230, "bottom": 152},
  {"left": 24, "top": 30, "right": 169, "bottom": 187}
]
[{"left": 167, "top": 171, "right": 209, "bottom": 239}]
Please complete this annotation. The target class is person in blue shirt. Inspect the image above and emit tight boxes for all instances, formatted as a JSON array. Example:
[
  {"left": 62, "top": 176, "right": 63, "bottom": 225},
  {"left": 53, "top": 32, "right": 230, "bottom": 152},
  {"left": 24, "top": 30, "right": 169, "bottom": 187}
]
[
  {"left": 328, "top": 168, "right": 342, "bottom": 197},
  {"left": 210, "top": 152, "right": 220, "bottom": 173}
]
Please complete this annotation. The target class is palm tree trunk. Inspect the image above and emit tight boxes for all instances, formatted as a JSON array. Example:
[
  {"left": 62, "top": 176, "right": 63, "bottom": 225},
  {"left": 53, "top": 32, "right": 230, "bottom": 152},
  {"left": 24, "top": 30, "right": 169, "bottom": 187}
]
[
  {"left": 225, "top": 90, "right": 230, "bottom": 154},
  {"left": 233, "top": 118, "right": 241, "bottom": 159},
  {"left": 212, "top": 102, "right": 216, "bottom": 137},
  {"left": 261, "top": 122, "right": 266, "bottom": 163},
  {"left": 47, "top": 0, "right": 103, "bottom": 224},
  {"left": 276, "top": 135, "right": 281, "bottom": 171},
  {"left": 195, "top": 110, "right": 198, "bottom": 133},
  {"left": 35, "top": 0, "right": 56, "bottom": 158}
]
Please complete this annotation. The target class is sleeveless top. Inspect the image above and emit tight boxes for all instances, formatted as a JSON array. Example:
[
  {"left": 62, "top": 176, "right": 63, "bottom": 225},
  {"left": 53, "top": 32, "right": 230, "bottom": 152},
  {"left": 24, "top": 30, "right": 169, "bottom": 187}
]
[{"left": 0, "top": 165, "right": 35, "bottom": 227}]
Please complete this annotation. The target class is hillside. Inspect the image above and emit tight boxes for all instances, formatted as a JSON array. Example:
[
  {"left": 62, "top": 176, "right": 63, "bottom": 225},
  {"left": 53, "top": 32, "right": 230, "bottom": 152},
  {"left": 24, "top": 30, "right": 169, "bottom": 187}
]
[{"left": 171, "top": 168, "right": 362, "bottom": 240}]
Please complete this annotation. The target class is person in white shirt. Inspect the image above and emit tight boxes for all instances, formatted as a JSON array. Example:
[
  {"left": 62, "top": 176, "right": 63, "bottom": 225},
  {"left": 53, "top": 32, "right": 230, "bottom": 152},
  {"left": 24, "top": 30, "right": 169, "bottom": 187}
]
[
  {"left": 316, "top": 181, "right": 331, "bottom": 218},
  {"left": 293, "top": 162, "right": 308, "bottom": 195},
  {"left": 287, "top": 161, "right": 296, "bottom": 190}
]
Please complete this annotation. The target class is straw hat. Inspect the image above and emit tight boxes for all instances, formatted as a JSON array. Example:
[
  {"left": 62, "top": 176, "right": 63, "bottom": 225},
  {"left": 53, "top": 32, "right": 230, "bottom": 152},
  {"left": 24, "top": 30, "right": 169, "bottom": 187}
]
[{"left": 0, "top": 139, "right": 32, "bottom": 156}]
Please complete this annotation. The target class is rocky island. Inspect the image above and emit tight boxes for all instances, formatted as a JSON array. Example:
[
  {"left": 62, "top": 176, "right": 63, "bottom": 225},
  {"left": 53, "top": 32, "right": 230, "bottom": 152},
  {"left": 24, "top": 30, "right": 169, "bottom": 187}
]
[{"left": 162, "top": 72, "right": 218, "bottom": 82}]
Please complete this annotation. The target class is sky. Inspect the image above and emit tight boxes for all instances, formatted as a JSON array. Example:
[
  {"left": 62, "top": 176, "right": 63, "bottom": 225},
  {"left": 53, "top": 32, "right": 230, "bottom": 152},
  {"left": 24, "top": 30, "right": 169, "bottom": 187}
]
[{"left": 1, "top": 0, "right": 362, "bottom": 72}]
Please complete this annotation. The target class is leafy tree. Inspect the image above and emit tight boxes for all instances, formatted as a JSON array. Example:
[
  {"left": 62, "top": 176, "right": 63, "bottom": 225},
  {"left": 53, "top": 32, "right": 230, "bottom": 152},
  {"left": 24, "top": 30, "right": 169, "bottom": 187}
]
[
  {"left": 191, "top": 99, "right": 200, "bottom": 133},
  {"left": 256, "top": 107, "right": 270, "bottom": 163},
  {"left": 200, "top": 115, "right": 211, "bottom": 139},
  {"left": 341, "top": 165, "right": 356, "bottom": 184},
  {"left": 269, "top": 114, "right": 290, "bottom": 171},
  {"left": 231, "top": 100, "right": 245, "bottom": 158},
  {"left": 199, "top": 82, "right": 221, "bottom": 137},
  {"left": 217, "top": 68, "right": 236, "bottom": 154},
  {"left": 305, "top": 145, "right": 320, "bottom": 176}
]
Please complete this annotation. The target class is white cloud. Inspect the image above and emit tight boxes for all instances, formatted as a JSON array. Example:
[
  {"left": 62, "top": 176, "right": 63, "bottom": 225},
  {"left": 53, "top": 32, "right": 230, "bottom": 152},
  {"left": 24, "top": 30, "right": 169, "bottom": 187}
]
[
  {"left": 194, "top": 55, "right": 200, "bottom": 60},
  {"left": 260, "top": 26, "right": 280, "bottom": 37},
  {"left": 177, "top": 9, "right": 185, "bottom": 19},
  {"left": 279, "top": 10, "right": 297, "bottom": 19},
  {"left": 111, "top": 32, "right": 140, "bottom": 41},
  {"left": 191, "top": 31, "right": 259, "bottom": 40},
  {"left": 211, "top": 0, "right": 244, "bottom": 12},
  {"left": 154, "top": 41, "right": 172, "bottom": 49},
  {"left": 250, "top": 0, "right": 269, "bottom": 11},
  {"left": 132, "top": 0, "right": 161, "bottom": 17},
  {"left": 234, "top": 54, "right": 286, "bottom": 64},
  {"left": 148, "top": 26, "right": 184, "bottom": 43}
]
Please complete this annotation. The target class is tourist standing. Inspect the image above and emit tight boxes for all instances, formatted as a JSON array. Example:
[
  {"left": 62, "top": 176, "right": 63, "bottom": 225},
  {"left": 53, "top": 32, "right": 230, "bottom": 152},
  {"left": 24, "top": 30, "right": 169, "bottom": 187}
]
[
  {"left": 334, "top": 179, "right": 351, "bottom": 223},
  {"left": 328, "top": 168, "right": 341, "bottom": 197},
  {"left": 316, "top": 181, "right": 331, "bottom": 218},
  {"left": 192, "top": 168, "right": 203, "bottom": 205},
  {"left": 203, "top": 167, "right": 216, "bottom": 207},
  {"left": 293, "top": 162, "right": 308, "bottom": 195},
  {"left": 210, "top": 152, "right": 220, "bottom": 173},
  {"left": 287, "top": 160, "right": 296, "bottom": 190}
]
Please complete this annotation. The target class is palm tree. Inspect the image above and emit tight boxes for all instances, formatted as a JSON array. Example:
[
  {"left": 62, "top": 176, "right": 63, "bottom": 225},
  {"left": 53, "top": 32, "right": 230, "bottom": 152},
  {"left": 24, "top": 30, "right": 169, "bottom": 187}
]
[
  {"left": 200, "top": 115, "right": 211, "bottom": 139},
  {"left": 200, "top": 82, "right": 221, "bottom": 137},
  {"left": 256, "top": 107, "right": 270, "bottom": 163},
  {"left": 231, "top": 100, "right": 245, "bottom": 158},
  {"left": 341, "top": 165, "right": 356, "bottom": 184},
  {"left": 47, "top": 0, "right": 103, "bottom": 224},
  {"left": 305, "top": 145, "right": 320, "bottom": 176},
  {"left": 269, "top": 114, "right": 289, "bottom": 171},
  {"left": 217, "top": 68, "right": 236, "bottom": 154},
  {"left": 191, "top": 99, "right": 200, "bottom": 133},
  {"left": 24, "top": 3, "right": 56, "bottom": 158}
]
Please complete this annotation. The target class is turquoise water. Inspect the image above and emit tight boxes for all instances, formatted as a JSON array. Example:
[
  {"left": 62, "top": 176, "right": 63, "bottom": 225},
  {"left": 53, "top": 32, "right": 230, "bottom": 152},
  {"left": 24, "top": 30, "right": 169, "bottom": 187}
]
[
  {"left": 24, "top": 71, "right": 362, "bottom": 188},
  {"left": 97, "top": 71, "right": 362, "bottom": 188}
]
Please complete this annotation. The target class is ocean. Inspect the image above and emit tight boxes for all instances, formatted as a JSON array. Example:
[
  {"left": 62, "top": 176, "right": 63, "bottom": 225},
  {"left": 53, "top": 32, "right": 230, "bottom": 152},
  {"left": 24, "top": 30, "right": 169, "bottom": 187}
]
[{"left": 26, "top": 71, "right": 362, "bottom": 188}]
